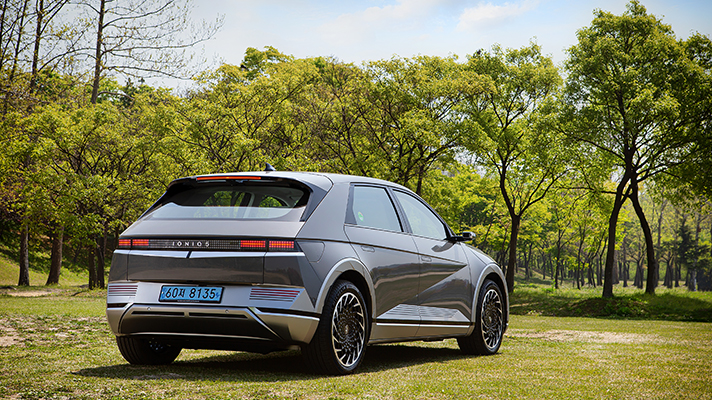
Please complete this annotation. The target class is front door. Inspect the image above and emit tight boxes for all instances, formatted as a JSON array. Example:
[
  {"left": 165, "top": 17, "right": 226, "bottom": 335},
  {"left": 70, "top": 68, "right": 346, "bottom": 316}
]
[{"left": 392, "top": 190, "right": 472, "bottom": 337}]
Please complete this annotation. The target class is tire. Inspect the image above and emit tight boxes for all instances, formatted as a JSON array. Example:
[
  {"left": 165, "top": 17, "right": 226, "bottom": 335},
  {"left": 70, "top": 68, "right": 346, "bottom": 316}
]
[
  {"left": 303, "top": 280, "right": 369, "bottom": 375},
  {"left": 458, "top": 279, "right": 504, "bottom": 355},
  {"left": 116, "top": 336, "right": 182, "bottom": 365}
]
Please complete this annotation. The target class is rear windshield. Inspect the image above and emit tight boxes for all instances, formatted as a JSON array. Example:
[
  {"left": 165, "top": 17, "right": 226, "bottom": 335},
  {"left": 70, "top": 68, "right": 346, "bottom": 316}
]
[{"left": 143, "top": 181, "right": 310, "bottom": 221}]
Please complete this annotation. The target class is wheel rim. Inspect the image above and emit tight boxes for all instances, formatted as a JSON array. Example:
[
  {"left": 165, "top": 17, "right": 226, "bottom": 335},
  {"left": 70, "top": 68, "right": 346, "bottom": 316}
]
[
  {"left": 331, "top": 292, "right": 366, "bottom": 368},
  {"left": 480, "top": 288, "right": 503, "bottom": 351}
]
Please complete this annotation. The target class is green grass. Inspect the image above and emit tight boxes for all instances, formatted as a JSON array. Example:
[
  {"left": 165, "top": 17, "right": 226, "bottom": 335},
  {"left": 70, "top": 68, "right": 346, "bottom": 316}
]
[
  {"left": 0, "top": 244, "right": 89, "bottom": 287},
  {"left": 1, "top": 250, "right": 711, "bottom": 398},
  {"left": 1, "top": 294, "right": 711, "bottom": 399},
  {"left": 512, "top": 281, "right": 712, "bottom": 322}
]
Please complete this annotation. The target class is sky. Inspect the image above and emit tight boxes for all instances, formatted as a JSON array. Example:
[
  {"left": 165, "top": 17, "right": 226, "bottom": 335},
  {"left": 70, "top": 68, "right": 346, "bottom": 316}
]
[{"left": 163, "top": 0, "right": 712, "bottom": 89}]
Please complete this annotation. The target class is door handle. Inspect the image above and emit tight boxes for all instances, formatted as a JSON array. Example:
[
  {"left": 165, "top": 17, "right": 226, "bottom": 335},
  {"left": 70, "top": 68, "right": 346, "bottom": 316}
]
[
  {"left": 361, "top": 245, "right": 375, "bottom": 253},
  {"left": 421, "top": 255, "right": 432, "bottom": 263}
]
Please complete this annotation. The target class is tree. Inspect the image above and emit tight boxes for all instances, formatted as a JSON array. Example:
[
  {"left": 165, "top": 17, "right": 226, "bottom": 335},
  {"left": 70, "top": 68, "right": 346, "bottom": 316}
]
[
  {"left": 76, "top": 0, "right": 222, "bottom": 104},
  {"left": 173, "top": 49, "right": 319, "bottom": 174},
  {"left": 29, "top": 86, "right": 175, "bottom": 288},
  {"left": 464, "top": 43, "right": 564, "bottom": 292},
  {"left": 302, "top": 55, "right": 490, "bottom": 194},
  {"left": 563, "top": 1, "right": 712, "bottom": 297},
  {"left": 358, "top": 55, "right": 489, "bottom": 194}
]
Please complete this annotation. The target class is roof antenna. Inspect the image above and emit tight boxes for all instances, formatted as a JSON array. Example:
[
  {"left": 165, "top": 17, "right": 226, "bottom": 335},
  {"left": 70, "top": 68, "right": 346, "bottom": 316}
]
[{"left": 264, "top": 163, "right": 276, "bottom": 172}]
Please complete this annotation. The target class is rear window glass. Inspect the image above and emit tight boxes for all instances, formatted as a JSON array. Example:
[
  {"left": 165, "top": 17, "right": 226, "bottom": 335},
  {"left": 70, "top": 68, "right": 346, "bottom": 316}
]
[
  {"left": 143, "top": 182, "right": 310, "bottom": 221},
  {"left": 346, "top": 186, "right": 402, "bottom": 232}
]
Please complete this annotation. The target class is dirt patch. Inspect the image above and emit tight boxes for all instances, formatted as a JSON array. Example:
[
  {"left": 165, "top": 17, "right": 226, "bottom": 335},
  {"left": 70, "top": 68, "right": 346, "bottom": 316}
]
[
  {"left": 0, "top": 323, "right": 21, "bottom": 347},
  {"left": 0, "top": 335, "right": 21, "bottom": 346},
  {"left": 507, "top": 329, "right": 663, "bottom": 344},
  {"left": 5, "top": 290, "right": 54, "bottom": 297},
  {"left": 0, "top": 287, "right": 69, "bottom": 297},
  {"left": 0, "top": 315, "right": 106, "bottom": 348}
]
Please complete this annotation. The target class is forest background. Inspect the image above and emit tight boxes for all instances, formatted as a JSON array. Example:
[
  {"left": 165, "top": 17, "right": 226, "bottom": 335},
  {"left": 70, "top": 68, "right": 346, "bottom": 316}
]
[{"left": 0, "top": 0, "right": 710, "bottom": 299}]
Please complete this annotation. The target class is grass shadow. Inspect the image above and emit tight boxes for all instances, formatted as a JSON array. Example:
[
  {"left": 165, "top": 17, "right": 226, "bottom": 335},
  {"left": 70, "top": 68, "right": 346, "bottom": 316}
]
[
  {"left": 361, "top": 342, "right": 472, "bottom": 371},
  {"left": 74, "top": 342, "right": 473, "bottom": 380},
  {"left": 75, "top": 350, "right": 315, "bottom": 382}
]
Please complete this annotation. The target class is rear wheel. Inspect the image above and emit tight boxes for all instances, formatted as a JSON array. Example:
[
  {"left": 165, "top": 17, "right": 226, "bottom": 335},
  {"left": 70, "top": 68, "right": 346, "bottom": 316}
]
[
  {"left": 458, "top": 279, "right": 504, "bottom": 355},
  {"left": 303, "top": 280, "right": 369, "bottom": 375},
  {"left": 116, "top": 336, "right": 182, "bottom": 365}
]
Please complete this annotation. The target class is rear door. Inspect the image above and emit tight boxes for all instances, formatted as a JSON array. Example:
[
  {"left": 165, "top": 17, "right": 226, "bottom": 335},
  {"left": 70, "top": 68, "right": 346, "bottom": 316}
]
[{"left": 343, "top": 185, "right": 421, "bottom": 340}]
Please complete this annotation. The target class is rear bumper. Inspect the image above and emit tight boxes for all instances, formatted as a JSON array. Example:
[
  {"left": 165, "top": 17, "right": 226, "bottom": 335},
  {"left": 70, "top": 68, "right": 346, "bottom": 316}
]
[{"left": 107, "top": 282, "right": 320, "bottom": 348}]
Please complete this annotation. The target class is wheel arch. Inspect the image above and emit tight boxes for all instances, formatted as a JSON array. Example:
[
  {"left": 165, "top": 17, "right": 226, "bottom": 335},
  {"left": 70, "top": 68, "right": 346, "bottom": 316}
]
[
  {"left": 314, "top": 258, "right": 376, "bottom": 321},
  {"left": 473, "top": 264, "right": 509, "bottom": 331}
]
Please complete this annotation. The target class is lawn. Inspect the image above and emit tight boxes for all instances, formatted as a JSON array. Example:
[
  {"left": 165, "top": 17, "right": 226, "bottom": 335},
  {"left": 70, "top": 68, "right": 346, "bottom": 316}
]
[{"left": 1, "top": 291, "right": 711, "bottom": 400}]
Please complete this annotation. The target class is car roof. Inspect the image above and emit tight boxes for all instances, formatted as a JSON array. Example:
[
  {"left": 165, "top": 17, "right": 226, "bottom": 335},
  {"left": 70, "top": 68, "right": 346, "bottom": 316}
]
[{"left": 180, "top": 171, "right": 414, "bottom": 193}]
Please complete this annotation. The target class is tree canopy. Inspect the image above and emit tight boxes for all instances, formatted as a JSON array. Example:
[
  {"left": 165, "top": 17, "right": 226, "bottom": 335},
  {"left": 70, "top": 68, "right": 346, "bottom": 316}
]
[{"left": 0, "top": 1, "right": 710, "bottom": 296}]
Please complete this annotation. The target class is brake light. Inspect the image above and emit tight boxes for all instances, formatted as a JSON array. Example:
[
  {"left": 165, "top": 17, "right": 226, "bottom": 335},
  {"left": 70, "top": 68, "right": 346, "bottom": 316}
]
[
  {"left": 115, "top": 238, "right": 297, "bottom": 251},
  {"left": 132, "top": 239, "right": 150, "bottom": 248},
  {"left": 269, "top": 240, "right": 295, "bottom": 251},
  {"left": 196, "top": 176, "right": 262, "bottom": 181},
  {"left": 240, "top": 240, "right": 267, "bottom": 250}
]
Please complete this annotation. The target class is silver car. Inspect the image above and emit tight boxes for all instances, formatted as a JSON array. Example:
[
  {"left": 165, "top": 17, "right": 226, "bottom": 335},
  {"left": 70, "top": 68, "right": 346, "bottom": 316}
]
[{"left": 106, "top": 170, "right": 508, "bottom": 374}]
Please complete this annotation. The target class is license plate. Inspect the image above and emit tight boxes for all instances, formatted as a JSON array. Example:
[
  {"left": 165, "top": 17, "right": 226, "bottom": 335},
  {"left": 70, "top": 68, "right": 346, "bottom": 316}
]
[{"left": 159, "top": 286, "right": 223, "bottom": 303}]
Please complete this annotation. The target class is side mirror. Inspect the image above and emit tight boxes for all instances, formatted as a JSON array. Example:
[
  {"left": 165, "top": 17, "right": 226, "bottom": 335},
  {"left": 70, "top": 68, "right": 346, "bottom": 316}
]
[
  {"left": 460, "top": 231, "right": 475, "bottom": 241},
  {"left": 449, "top": 231, "right": 475, "bottom": 242}
]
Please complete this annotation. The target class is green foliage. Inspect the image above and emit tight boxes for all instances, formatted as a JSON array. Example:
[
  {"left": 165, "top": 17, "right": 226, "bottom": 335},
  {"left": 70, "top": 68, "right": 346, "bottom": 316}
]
[{"left": 0, "top": 3, "right": 710, "bottom": 295}]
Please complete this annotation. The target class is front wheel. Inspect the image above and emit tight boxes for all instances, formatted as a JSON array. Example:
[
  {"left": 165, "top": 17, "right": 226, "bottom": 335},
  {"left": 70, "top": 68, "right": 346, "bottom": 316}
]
[
  {"left": 303, "top": 280, "right": 369, "bottom": 375},
  {"left": 458, "top": 279, "right": 504, "bottom": 355},
  {"left": 116, "top": 336, "right": 182, "bottom": 365}
]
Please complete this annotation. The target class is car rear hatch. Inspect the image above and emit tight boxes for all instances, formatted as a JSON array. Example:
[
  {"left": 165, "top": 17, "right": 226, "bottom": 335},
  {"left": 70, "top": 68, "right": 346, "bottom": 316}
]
[{"left": 113, "top": 173, "right": 330, "bottom": 284}]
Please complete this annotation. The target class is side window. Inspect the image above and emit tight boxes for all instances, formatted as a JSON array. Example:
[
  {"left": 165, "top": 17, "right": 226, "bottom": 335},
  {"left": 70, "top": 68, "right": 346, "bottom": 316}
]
[
  {"left": 347, "top": 186, "right": 402, "bottom": 232},
  {"left": 394, "top": 191, "right": 447, "bottom": 240}
]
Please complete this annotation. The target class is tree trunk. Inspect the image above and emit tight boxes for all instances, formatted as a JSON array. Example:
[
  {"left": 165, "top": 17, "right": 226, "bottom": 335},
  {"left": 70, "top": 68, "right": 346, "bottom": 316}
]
[
  {"left": 96, "top": 233, "right": 106, "bottom": 289},
  {"left": 18, "top": 222, "right": 30, "bottom": 286},
  {"left": 688, "top": 215, "right": 702, "bottom": 292},
  {"left": 505, "top": 215, "right": 520, "bottom": 293},
  {"left": 88, "top": 246, "right": 96, "bottom": 290},
  {"left": 523, "top": 254, "right": 529, "bottom": 280},
  {"left": 0, "top": 0, "right": 9, "bottom": 72},
  {"left": 46, "top": 226, "right": 64, "bottom": 285},
  {"left": 603, "top": 192, "right": 628, "bottom": 297},
  {"left": 664, "top": 258, "right": 673, "bottom": 289},
  {"left": 554, "top": 251, "right": 561, "bottom": 290},
  {"left": 29, "top": 0, "right": 43, "bottom": 93},
  {"left": 90, "top": 0, "right": 106, "bottom": 104},
  {"left": 630, "top": 180, "right": 658, "bottom": 294},
  {"left": 689, "top": 270, "right": 697, "bottom": 291},
  {"left": 3, "top": 0, "right": 29, "bottom": 114},
  {"left": 655, "top": 199, "right": 666, "bottom": 283},
  {"left": 576, "top": 238, "right": 584, "bottom": 289},
  {"left": 635, "top": 260, "right": 644, "bottom": 289}
]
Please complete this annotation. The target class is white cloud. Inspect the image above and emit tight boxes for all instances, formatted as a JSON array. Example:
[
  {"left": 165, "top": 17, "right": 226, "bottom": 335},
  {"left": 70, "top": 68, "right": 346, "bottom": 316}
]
[
  {"left": 318, "top": 0, "right": 445, "bottom": 45},
  {"left": 457, "top": 0, "right": 540, "bottom": 31}
]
